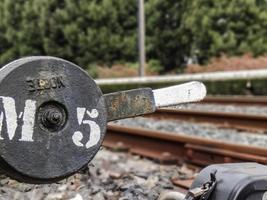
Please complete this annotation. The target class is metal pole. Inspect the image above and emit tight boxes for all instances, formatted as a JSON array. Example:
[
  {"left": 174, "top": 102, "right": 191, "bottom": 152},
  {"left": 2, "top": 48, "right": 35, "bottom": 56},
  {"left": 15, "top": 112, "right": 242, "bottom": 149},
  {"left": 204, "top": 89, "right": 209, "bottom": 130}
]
[{"left": 138, "top": 0, "right": 146, "bottom": 76}]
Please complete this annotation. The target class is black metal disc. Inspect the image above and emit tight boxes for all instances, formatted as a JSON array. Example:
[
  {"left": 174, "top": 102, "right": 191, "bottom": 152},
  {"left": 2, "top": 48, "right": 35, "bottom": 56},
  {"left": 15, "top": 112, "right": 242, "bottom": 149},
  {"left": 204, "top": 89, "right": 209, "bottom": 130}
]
[{"left": 0, "top": 57, "right": 107, "bottom": 183}]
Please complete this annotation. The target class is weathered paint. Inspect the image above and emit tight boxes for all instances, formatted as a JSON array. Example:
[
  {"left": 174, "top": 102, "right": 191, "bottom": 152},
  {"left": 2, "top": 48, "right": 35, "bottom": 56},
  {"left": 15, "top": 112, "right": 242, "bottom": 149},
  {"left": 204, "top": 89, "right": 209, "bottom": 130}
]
[
  {"left": 73, "top": 107, "right": 101, "bottom": 148},
  {"left": 153, "top": 81, "right": 206, "bottom": 108},
  {"left": 104, "top": 82, "right": 206, "bottom": 121},
  {"left": 20, "top": 100, "right": 36, "bottom": 141},
  {"left": 0, "top": 97, "right": 101, "bottom": 148},
  {"left": 104, "top": 88, "right": 156, "bottom": 121},
  {"left": 0, "top": 97, "right": 36, "bottom": 141}
]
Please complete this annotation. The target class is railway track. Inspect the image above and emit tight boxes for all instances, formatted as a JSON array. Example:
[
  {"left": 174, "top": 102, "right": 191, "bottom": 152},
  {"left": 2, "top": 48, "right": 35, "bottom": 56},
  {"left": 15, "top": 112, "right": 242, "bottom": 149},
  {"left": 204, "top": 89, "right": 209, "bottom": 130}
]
[
  {"left": 103, "top": 97, "right": 267, "bottom": 192},
  {"left": 147, "top": 108, "right": 267, "bottom": 133},
  {"left": 104, "top": 124, "right": 267, "bottom": 165},
  {"left": 104, "top": 124, "right": 267, "bottom": 189},
  {"left": 203, "top": 96, "right": 267, "bottom": 106}
]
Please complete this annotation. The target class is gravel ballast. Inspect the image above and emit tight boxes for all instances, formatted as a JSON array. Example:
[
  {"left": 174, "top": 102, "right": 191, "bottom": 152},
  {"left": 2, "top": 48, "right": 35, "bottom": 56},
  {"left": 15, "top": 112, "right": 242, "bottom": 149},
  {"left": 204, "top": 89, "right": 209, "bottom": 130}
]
[
  {"left": 0, "top": 149, "right": 188, "bottom": 200},
  {"left": 176, "top": 103, "right": 267, "bottom": 116}
]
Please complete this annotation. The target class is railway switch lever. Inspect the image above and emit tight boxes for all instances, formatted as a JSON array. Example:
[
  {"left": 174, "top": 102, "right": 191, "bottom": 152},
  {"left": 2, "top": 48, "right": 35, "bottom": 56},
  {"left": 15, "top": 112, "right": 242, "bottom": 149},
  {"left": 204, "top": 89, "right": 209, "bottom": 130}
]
[{"left": 0, "top": 56, "right": 206, "bottom": 183}]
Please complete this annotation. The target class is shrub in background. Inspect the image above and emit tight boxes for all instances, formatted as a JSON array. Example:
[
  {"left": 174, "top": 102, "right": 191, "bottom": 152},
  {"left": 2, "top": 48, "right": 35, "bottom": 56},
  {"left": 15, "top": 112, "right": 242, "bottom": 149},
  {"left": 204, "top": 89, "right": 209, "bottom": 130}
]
[
  {"left": 146, "top": 0, "right": 189, "bottom": 71},
  {"left": 0, "top": 0, "right": 267, "bottom": 73},
  {"left": 0, "top": 0, "right": 138, "bottom": 70},
  {"left": 181, "top": 0, "right": 267, "bottom": 65}
]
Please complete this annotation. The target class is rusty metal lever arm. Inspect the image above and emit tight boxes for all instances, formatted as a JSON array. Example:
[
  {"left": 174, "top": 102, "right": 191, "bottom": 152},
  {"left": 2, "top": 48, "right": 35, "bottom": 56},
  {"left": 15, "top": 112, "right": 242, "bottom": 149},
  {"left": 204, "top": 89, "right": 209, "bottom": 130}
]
[{"left": 104, "top": 81, "right": 206, "bottom": 121}]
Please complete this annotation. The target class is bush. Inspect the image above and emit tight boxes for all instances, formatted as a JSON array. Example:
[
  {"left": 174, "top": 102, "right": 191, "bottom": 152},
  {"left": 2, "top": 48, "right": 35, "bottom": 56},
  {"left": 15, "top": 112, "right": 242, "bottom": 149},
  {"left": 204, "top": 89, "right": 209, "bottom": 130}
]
[
  {"left": 146, "top": 0, "right": 267, "bottom": 70},
  {"left": 147, "top": 59, "right": 162, "bottom": 74},
  {"left": 146, "top": 0, "right": 188, "bottom": 71},
  {"left": 0, "top": 0, "right": 267, "bottom": 73},
  {"left": 0, "top": 0, "right": 138, "bottom": 70},
  {"left": 182, "top": 0, "right": 267, "bottom": 65}
]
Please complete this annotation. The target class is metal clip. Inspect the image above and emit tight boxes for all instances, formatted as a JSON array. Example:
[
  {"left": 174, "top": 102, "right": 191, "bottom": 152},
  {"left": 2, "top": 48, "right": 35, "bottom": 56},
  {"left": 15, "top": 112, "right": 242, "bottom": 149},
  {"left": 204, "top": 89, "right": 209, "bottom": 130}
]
[{"left": 184, "top": 170, "right": 217, "bottom": 200}]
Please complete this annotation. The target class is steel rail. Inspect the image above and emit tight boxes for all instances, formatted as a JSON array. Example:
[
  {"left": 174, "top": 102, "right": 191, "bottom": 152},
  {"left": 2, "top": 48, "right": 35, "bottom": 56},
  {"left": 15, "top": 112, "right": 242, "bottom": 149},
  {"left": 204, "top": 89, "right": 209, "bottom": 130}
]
[
  {"left": 203, "top": 96, "right": 267, "bottom": 106},
  {"left": 104, "top": 124, "right": 267, "bottom": 166},
  {"left": 148, "top": 108, "right": 267, "bottom": 132}
]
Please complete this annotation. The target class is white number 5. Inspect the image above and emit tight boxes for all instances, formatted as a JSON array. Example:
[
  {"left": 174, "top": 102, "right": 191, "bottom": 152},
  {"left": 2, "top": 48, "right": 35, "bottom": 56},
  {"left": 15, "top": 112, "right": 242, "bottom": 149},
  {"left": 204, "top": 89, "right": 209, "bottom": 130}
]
[{"left": 72, "top": 107, "right": 101, "bottom": 149}]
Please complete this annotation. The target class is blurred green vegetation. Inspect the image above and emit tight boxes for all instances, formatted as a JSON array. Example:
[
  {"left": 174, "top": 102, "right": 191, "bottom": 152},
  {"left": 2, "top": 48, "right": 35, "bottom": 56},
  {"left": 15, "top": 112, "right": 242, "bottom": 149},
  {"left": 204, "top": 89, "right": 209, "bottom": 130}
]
[
  {"left": 0, "top": 0, "right": 138, "bottom": 69},
  {"left": 0, "top": 0, "right": 267, "bottom": 73}
]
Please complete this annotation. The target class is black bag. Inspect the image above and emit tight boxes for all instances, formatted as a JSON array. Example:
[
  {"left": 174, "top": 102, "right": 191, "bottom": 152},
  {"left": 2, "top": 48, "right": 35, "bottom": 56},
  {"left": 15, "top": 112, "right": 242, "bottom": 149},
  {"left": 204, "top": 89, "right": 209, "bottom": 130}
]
[{"left": 186, "top": 163, "right": 267, "bottom": 200}]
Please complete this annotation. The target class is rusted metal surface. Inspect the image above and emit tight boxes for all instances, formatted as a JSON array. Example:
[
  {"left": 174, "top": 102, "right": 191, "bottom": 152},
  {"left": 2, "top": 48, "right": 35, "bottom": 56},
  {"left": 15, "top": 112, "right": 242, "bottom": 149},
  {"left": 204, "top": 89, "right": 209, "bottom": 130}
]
[
  {"left": 104, "top": 125, "right": 185, "bottom": 164},
  {"left": 104, "top": 124, "right": 267, "bottom": 165},
  {"left": 104, "top": 81, "right": 207, "bottom": 122},
  {"left": 185, "top": 144, "right": 267, "bottom": 165},
  {"left": 104, "top": 88, "right": 156, "bottom": 121},
  {"left": 171, "top": 178, "right": 194, "bottom": 189},
  {"left": 203, "top": 96, "right": 267, "bottom": 106},
  {"left": 149, "top": 108, "right": 267, "bottom": 132}
]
